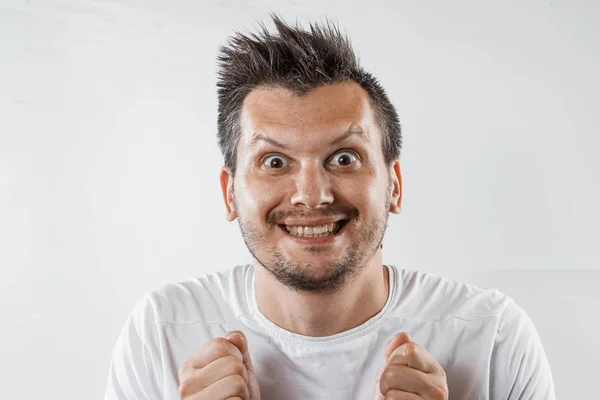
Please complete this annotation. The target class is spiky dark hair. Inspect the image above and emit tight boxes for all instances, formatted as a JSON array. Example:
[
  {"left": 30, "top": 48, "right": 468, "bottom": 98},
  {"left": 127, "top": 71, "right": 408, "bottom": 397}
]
[{"left": 217, "top": 14, "right": 401, "bottom": 175}]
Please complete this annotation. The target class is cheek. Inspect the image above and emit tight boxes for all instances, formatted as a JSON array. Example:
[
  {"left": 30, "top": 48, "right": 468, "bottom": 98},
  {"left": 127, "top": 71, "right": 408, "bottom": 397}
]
[
  {"left": 337, "top": 174, "right": 384, "bottom": 206},
  {"left": 238, "top": 176, "right": 284, "bottom": 217}
]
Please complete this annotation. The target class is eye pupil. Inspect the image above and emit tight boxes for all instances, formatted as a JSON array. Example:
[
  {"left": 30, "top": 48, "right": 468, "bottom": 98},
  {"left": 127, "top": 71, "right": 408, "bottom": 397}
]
[
  {"left": 338, "top": 154, "right": 351, "bottom": 165},
  {"left": 270, "top": 158, "right": 283, "bottom": 168}
]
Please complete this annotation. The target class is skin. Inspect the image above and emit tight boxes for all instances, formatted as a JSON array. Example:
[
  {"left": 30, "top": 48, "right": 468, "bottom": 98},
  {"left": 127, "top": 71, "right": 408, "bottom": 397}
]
[
  {"left": 220, "top": 81, "right": 402, "bottom": 336},
  {"left": 177, "top": 81, "right": 448, "bottom": 399},
  {"left": 376, "top": 333, "right": 449, "bottom": 400},
  {"left": 178, "top": 331, "right": 261, "bottom": 400}
]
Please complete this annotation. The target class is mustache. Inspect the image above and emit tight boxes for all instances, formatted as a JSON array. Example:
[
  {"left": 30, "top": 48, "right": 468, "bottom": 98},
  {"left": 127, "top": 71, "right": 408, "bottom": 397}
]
[{"left": 267, "top": 205, "right": 359, "bottom": 225}]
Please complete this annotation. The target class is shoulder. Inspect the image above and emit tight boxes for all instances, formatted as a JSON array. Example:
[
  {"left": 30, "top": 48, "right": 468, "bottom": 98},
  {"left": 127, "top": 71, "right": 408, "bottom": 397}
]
[
  {"left": 106, "top": 267, "right": 253, "bottom": 398},
  {"left": 388, "top": 266, "right": 512, "bottom": 323},
  {"left": 133, "top": 264, "right": 254, "bottom": 327}
]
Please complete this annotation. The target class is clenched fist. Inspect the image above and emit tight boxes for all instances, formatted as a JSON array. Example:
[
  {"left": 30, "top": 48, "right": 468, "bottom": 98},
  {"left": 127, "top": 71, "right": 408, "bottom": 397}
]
[
  {"left": 375, "top": 332, "right": 448, "bottom": 400},
  {"left": 178, "top": 331, "right": 261, "bottom": 400}
]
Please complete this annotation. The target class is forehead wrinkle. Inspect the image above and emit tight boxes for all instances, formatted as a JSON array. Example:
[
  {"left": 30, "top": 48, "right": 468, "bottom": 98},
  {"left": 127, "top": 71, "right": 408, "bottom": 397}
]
[
  {"left": 328, "top": 125, "right": 368, "bottom": 147},
  {"left": 248, "top": 122, "right": 370, "bottom": 155},
  {"left": 249, "top": 132, "right": 289, "bottom": 150}
]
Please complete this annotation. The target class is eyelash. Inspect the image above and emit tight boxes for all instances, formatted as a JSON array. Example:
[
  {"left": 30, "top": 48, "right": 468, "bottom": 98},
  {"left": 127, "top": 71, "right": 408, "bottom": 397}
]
[
  {"left": 261, "top": 150, "right": 360, "bottom": 169},
  {"left": 330, "top": 151, "right": 358, "bottom": 166}
]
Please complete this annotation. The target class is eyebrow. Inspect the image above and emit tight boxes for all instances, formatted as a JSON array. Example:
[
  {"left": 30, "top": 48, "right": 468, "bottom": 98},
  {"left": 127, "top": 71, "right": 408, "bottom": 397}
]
[
  {"left": 328, "top": 126, "right": 366, "bottom": 146},
  {"left": 250, "top": 126, "right": 366, "bottom": 150},
  {"left": 250, "top": 133, "right": 289, "bottom": 149}
]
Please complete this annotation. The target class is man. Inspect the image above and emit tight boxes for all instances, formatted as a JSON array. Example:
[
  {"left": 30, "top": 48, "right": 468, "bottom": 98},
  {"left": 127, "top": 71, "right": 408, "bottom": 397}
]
[{"left": 105, "top": 15, "right": 555, "bottom": 400}]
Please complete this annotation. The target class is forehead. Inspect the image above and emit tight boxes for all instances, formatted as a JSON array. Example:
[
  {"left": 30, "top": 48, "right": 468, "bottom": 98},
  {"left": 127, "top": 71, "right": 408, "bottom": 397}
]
[{"left": 239, "top": 81, "right": 379, "bottom": 149}]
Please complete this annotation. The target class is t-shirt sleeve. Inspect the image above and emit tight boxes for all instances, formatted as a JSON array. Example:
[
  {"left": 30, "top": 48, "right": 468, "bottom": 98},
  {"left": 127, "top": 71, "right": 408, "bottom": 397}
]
[
  {"left": 105, "top": 295, "right": 164, "bottom": 400},
  {"left": 489, "top": 297, "right": 556, "bottom": 400}
]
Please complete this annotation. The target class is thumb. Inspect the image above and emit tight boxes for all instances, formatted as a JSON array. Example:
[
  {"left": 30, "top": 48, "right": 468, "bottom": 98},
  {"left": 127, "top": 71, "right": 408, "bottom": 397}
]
[
  {"left": 226, "top": 331, "right": 262, "bottom": 400},
  {"left": 374, "top": 332, "right": 412, "bottom": 400},
  {"left": 384, "top": 332, "right": 411, "bottom": 362},
  {"left": 226, "top": 331, "right": 255, "bottom": 372}
]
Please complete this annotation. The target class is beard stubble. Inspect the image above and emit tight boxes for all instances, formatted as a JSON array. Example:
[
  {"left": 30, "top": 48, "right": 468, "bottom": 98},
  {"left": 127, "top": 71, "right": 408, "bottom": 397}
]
[{"left": 234, "top": 185, "right": 392, "bottom": 293}]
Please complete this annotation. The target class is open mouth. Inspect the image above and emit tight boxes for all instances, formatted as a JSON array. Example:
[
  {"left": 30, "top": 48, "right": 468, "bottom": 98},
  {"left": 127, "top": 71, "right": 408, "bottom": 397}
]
[{"left": 278, "top": 219, "right": 350, "bottom": 238}]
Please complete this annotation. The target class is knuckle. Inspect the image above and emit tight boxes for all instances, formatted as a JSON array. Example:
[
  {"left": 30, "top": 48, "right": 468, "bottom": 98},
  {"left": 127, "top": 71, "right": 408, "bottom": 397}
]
[
  {"left": 382, "top": 366, "right": 397, "bottom": 381},
  {"left": 178, "top": 376, "right": 195, "bottom": 397},
  {"left": 380, "top": 367, "right": 397, "bottom": 391},
  {"left": 429, "top": 383, "right": 448, "bottom": 400},
  {"left": 229, "top": 374, "right": 248, "bottom": 394},
  {"left": 223, "top": 353, "right": 240, "bottom": 362},
  {"left": 213, "top": 337, "right": 231, "bottom": 352},
  {"left": 442, "top": 385, "right": 450, "bottom": 399},
  {"left": 231, "top": 360, "right": 246, "bottom": 376},
  {"left": 229, "top": 330, "right": 245, "bottom": 339},
  {"left": 222, "top": 355, "right": 245, "bottom": 376},
  {"left": 440, "top": 366, "right": 448, "bottom": 379},
  {"left": 178, "top": 360, "right": 190, "bottom": 378},
  {"left": 404, "top": 342, "right": 417, "bottom": 357}
]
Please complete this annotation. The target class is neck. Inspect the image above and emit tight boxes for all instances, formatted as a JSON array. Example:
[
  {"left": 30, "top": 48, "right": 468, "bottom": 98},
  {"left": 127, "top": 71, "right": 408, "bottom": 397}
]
[{"left": 253, "top": 250, "right": 390, "bottom": 337}]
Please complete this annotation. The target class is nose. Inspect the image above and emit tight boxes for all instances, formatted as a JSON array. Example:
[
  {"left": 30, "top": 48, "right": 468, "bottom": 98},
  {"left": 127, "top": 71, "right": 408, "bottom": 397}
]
[{"left": 290, "top": 163, "right": 334, "bottom": 209}]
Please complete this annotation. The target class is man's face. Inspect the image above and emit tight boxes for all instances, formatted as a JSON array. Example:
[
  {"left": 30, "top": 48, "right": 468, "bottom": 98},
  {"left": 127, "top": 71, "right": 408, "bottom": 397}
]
[{"left": 220, "top": 81, "right": 402, "bottom": 293}]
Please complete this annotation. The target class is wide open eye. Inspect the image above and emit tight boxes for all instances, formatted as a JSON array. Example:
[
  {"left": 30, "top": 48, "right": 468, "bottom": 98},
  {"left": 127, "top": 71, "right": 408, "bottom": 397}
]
[
  {"left": 262, "top": 155, "right": 289, "bottom": 169},
  {"left": 329, "top": 151, "right": 358, "bottom": 167}
]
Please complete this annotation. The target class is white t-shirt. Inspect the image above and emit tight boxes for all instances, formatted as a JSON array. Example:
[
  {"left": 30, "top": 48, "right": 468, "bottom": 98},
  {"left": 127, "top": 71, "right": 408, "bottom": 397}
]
[{"left": 105, "top": 264, "right": 555, "bottom": 399}]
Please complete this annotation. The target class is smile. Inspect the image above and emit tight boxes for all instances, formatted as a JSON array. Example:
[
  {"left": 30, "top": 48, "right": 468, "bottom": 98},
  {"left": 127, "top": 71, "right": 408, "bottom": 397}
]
[{"left": 278, "top": 220, "right": 349, "bottom": 238}]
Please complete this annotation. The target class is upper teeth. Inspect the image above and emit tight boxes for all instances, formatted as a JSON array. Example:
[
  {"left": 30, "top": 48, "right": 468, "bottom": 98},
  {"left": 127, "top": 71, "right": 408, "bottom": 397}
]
[{"left": 284, "top": 222, "right": 340, "bottom": 237}]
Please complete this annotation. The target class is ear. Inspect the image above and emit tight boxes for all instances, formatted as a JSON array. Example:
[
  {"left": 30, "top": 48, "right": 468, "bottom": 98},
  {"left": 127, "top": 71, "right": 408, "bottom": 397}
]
[
  {"left": 388, "top": 159, "right": 402, "bottom": 214},
  {"left": 220, "top": 167, "right": 237, "bottom": 222}
]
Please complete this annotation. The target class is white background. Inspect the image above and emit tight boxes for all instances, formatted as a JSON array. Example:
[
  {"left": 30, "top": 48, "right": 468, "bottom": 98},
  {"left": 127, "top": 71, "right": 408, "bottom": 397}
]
[{"left": 1, "top": 0, "right": 598, "bottom": 398}]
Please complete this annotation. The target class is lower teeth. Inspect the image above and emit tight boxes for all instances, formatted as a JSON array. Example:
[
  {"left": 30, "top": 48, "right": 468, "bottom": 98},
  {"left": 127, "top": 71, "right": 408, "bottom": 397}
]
[
  {"left": 282, "top": 222, "right": 345, "bottom": 237},
  {"left": 287, "top": 230, "right": 339, "bottom": 237}
]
